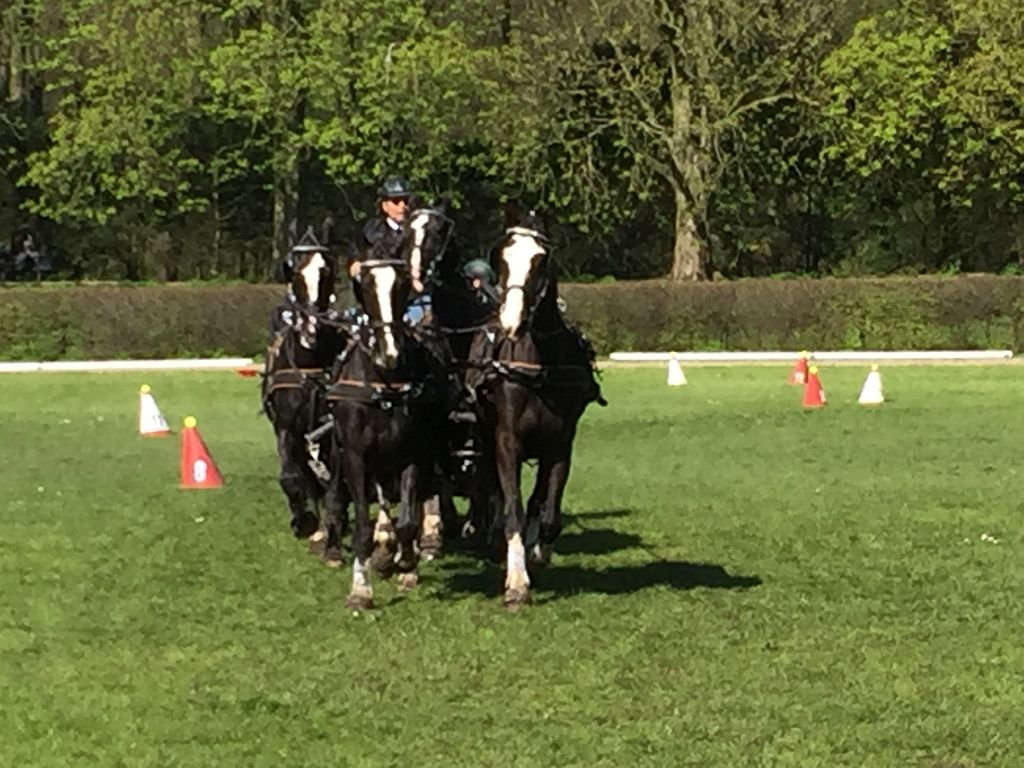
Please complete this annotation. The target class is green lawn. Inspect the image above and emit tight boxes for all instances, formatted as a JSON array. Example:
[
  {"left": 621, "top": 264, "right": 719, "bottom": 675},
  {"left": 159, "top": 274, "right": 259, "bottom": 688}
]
[{"left": 1, "top": 365, "right": 1022, "bottom": 767}]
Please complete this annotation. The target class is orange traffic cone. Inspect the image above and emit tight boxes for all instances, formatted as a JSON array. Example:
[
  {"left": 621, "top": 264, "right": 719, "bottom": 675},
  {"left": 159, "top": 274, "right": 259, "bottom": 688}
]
[
  {"left": 802, "top": 366, "right": 826, "bottom": 408},
  {"left": 788, "top": 351, "right": 810, "bottom": 386},
  {"left": 138, "top": 384, "right": 171, "bottom": 437},
  {"left": 180, "top": 416, "right": 224, "bottom": 488}
]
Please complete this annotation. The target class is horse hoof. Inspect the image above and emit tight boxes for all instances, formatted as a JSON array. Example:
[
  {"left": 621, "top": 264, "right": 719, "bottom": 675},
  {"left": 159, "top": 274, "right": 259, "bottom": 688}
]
[
  {"left": 529, "top": 543, "right": 552, "bottom": 568},
  {"left": 346, "top": 593, "right": 374, "bottom": 611},
  {"left": 322, "top": 547, "right": 345, "bottom": 568},
  {"left": 502, "top": 588, "right": 531, "bottom": 611},
  {"left": 370, "top": 548, "right": 395, "bottom": 579},
  {"left": 420, "top": 534, "right": 443, "bottom": 561},
  {"left": 292, "top": 515, "right": 320, "bottom": 540},
  {"left": 398, "top": 572, "right": 419, "bottom": 591}
]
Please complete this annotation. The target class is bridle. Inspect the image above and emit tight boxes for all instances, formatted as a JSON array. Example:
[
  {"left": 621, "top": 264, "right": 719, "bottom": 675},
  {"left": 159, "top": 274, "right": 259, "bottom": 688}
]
[
  {"left": 499, "top": 226, "right": 553, "bottom": 330},
  {"left": 289, "top": 249, "right": 337, "bottom": 349},
  {"left": 354, "top": 258, "right": 411, "bottom": 361},
  {"left": 409, "top": 207, "right": 455, "bottom": 286}
]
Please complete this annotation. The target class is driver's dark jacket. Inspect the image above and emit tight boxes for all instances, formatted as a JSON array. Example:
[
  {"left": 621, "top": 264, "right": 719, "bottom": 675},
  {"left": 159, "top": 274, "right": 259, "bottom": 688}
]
[{"left": 357, "top": 217, "right": 405, "bottom": 259}]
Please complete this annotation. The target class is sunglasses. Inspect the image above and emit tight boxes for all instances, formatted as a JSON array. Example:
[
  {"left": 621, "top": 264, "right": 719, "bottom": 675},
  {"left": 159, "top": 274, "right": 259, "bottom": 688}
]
[{"left": 384, "top": 197, "right": 409, "bottom": 205}]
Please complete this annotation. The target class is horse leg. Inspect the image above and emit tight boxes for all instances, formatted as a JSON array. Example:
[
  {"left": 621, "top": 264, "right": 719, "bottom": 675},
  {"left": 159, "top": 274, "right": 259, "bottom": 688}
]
[
  {"left": 395, "top": 463, "right": 422, "bottom": 590},
  {"left": 277, "top": 429, "right": 319, "bottom": 539},
  {"left": 439, "top": 483, "right": 460, "bottom": 540},
  {"left": 464, "top": 450, "right": 504, "bottom": 562},
  {"left": 496, "top": 430, "right": 529, "bottom": 608},
  {"left": 532, "top": 454, "right": 570, "bottom": 568},
  {"left": 524, "top": 460, "right": 551, "bottom": 559},
  {"left": 321, "top": 449, "right": 348, "bottom": 567},
  {"left": 369, "top": 485, "right": 397, "bottom": 579},
  {"left": 344, "top": 454, "right": 374, "bottom": 610},
  {"left": 419, "top": 494, "right": 443, "bottom": 561}
]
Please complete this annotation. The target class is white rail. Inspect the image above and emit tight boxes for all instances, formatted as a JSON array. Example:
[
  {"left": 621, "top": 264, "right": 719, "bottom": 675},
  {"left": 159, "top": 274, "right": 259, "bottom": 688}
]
[
  {"left": 609, "top": 350, "right": 1014, "bottom": 363},
  {"left": 0, "top": 358, "right": 254, "bottom": 373}
]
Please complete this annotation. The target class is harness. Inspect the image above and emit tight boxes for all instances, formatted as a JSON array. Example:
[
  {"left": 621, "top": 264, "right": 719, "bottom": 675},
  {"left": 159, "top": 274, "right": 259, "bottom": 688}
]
[
  {"left": 326, "top": 315, "right": 445, "bottom": 411},
  {"left": 262, "top": 303, "right": 348, "bottom": 483}
]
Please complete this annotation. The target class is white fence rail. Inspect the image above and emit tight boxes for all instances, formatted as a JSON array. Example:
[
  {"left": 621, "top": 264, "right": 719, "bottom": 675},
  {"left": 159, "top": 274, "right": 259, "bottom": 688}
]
[
  {"left": 609, "top": 350, "right": 1014, "bottom": 363},
  {"left": 0, "top": 358, "right": 254, "bottom": 374}
]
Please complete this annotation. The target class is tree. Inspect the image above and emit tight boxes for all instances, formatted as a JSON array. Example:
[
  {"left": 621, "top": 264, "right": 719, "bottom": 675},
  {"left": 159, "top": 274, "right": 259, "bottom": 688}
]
[
  {"left": 822, "top": 0, "right": 1024, "bottom": 272},
  {"left": 491, "top": 0, "right": 836, "bottom": 280},
  {"left": 305, "top": 0, "right": 502, "bottom": 200}
]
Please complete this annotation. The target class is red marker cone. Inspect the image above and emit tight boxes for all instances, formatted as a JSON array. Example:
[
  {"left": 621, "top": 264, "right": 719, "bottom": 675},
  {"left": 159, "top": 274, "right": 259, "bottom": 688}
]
[
  {"left": 802, "top": 366, "right": 826, "bottom": 408},
  {"left": 180, "top": 416, "right": 224, "bottom": 488},
  {"left": 788, "top": 351, "right": 810, "bottom": 386}
]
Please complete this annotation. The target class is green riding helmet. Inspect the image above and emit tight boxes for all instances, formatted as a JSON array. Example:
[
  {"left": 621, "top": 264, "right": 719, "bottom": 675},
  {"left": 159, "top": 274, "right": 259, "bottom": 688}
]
[
  {"left": 377, "top": 176, "right": 412, "bottom": 200},
  {"left": 463, "top": 259, "right": 496, "bottom": 284}
]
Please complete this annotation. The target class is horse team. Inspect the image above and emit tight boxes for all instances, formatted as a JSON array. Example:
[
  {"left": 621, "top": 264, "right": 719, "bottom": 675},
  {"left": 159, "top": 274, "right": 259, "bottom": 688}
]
[{"left": 263, "top": 203, "right": 605, "bottom": 610}]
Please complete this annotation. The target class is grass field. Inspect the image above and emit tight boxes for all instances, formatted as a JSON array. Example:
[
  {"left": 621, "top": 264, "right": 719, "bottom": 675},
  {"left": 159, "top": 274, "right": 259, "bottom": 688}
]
[{"left": 2, "top": 365, "right": 1023, "bottom": 767}]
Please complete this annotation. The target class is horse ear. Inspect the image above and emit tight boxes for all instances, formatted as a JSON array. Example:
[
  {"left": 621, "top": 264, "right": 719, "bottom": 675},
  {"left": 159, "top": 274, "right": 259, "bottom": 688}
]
[
  {"left": 528, "top": 208, "right": 550, "bottom": 237},
  {"left": 503, "top": 200, "right": 522, "bottom": 229},
  {"left": 434, "top": 195, "right": 452, "bottom": 213}
]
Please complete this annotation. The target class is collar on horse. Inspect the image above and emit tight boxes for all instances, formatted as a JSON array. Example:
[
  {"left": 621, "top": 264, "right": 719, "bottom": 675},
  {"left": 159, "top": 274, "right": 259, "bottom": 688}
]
[{"left": 327, "top": 321, "right": 442, "bottom": 409}]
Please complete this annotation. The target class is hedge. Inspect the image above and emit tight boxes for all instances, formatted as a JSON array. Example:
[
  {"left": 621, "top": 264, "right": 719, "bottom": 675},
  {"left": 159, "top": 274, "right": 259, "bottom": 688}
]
[{"left": 1, "top": 276, "right": 1023, "bottom": 361}]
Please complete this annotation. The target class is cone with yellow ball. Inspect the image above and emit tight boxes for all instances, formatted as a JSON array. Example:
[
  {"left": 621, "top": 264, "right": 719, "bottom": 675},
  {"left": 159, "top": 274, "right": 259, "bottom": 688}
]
[
  {"left": 802, "top": 366, "right": 826, "bottom": 408},
  {"left": 138, "top": 384, "right": 171, "bottom": 437},
  {"left": 787, "top": 351, "right": 810, "bottom": 386},
  {"left": 180, "top": 416, "right": 224, "bottom": 489}
]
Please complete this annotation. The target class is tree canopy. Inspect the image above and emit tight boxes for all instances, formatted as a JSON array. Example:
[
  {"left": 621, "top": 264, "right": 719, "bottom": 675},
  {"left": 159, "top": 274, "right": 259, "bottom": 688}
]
[{"left": 2, "top": 0, "right": 1023, "bottom": 280}]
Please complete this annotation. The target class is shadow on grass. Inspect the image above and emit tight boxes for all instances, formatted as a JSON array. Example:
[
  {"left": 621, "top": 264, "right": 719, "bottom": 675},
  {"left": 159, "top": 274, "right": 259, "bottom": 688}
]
[
  {"left": 555, "top": 528, "right": 644, "bottom": 556},
  {"left": 535, "top": 561, "right": 762, "bottom": 602},
  {"left": 443, "top": 509, "right": 642, "bottom": 559},
  {"left": 432, "top": 507, "right": 762, "bottom": 601},
  {"left": 435, "top": 560, "right": 762, "bottom": 601},
  {"left": 563, "top": 508, "right": 633, "bottom": 523}
]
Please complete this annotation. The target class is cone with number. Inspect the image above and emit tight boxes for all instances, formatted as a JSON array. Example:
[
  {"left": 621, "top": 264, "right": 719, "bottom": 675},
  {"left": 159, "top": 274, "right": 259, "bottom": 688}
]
[
  {"left": 138, "top": 384, "right": 170, "bottom": 437},
  {"left": 858, "top": 364, "right": 884, "bottom": 405},
  {"left": 180, "top": 416, "right": 224, "bottom": 489},
  {"left": 802, "top": 366, "right": 826, "bottom": 408},
  {"left": 787, "top": 351, "right": 810, "bottom": 386},
  {"left": 667, "top": 353, "right": 687, "bottom": 386}
]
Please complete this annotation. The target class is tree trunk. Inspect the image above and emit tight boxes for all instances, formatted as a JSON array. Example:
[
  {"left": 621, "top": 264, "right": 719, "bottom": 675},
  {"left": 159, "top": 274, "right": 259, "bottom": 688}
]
[
  {"left": 271, "top": 159, "right": 298, "bottom": 267},
  {"left": 669, "top": 189, "right": 705, "bottom": 281}
]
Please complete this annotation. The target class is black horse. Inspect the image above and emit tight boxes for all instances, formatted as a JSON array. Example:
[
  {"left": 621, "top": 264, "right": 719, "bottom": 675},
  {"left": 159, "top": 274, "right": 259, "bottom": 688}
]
[
  {"left": 468, "top": 208, "right": 605, "bottom": 608},
  {"left": 263, "top": 245, "right": 349, "bottom": 564},
  {"left": 405, "top": 201, "right": 504, "bottom": 539},
  {"left": 327, "top": 238, "right": 448, "bottom": 609}
]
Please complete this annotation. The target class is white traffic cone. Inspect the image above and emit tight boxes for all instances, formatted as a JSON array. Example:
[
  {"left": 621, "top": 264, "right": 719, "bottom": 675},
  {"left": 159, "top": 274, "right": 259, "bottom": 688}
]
[
  {"left": 858, "top": 365, "right": 884, "bottom": 405},
  {"left": 667, "top": 354, "right": 687, "bottom": 386},
  {"left": 139, "top": 384, "right": 171, "bottom": 436}
]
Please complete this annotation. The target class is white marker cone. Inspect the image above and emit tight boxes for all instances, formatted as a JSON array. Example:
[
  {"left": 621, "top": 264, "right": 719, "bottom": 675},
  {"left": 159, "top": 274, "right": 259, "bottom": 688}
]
[
  {"left": 667, "top": 354, "right": 687, "bottom": 387},
  {"left": 139, "top": 384, "right": 171, "bottom": 436},
  {"left": 858, "top": 365, "right": 884, "bottom": 405}
]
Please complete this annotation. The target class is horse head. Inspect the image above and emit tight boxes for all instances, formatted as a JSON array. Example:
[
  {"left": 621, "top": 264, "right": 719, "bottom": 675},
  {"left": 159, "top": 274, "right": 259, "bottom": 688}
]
[
  {"left": 289, "top": 246, "right": 338, "bottom": 349},
  {"left": 496, "top": 205, "right": 552, "bottom": 340},
  {"left": 406, "top": 197, "right": 455, "bottom": 290},
  {"left": 355, "top": 238, "right": 413, "bottom": 371}
]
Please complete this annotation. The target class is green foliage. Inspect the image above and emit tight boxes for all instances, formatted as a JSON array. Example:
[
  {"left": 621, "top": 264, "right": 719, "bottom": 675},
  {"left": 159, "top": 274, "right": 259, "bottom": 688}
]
[
  {"left": 0, "top": 284, "right": 282, "bottom": 359},
  {"left": 6, "top": 0, "right": 1024, "bottom": 280},
  {"left": 23, "top": 1, "right": 211, "bottom": 224},
  {"left": 2, "top": 277, "right": 1022, "bottom": 361}
]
